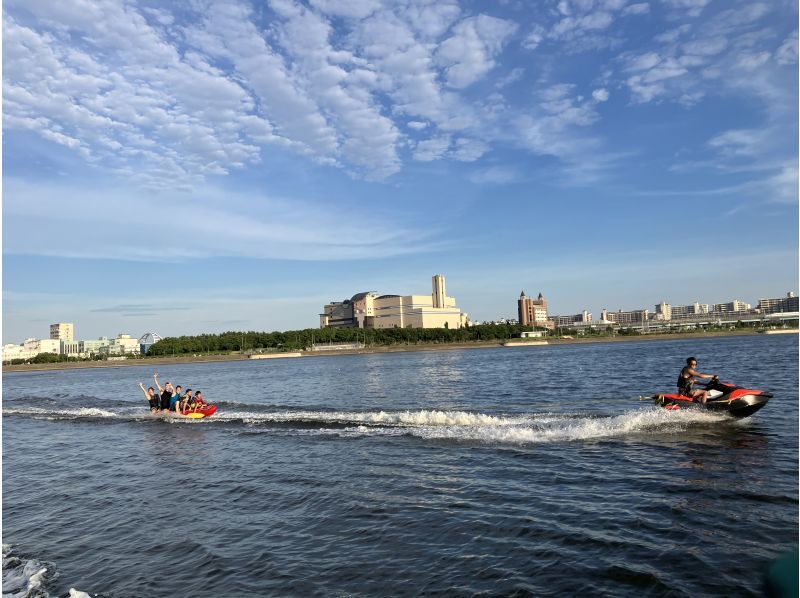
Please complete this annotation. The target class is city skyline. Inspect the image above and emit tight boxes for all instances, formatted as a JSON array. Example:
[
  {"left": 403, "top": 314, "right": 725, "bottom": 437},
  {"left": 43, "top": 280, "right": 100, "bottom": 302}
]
[
  {"left": 4, "top": 0, "right": 798, "bottom": 342},
  {"left": 4, "top": 287, "right": 796, "bottom": 345}
]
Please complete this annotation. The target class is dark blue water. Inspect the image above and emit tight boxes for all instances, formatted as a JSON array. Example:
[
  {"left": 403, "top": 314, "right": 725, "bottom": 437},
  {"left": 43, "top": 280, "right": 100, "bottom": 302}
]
[{"left": 3, "top": 335, "right": 798, "bottom": 597}]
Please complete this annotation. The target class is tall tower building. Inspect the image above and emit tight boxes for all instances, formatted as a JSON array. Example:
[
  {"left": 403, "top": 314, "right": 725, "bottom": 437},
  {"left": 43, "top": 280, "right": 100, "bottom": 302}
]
[
  {"left": 50, "top": 322, "right": 74, "bottom": 342},
  {"left": 432, "top": 274, "right": 446, "bottom": 309}
]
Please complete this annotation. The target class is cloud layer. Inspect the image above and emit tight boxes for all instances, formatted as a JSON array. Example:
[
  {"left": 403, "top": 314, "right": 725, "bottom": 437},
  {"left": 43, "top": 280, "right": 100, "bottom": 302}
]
[{"left": 5, "top": 0, "right": 796, "bottom": 191}]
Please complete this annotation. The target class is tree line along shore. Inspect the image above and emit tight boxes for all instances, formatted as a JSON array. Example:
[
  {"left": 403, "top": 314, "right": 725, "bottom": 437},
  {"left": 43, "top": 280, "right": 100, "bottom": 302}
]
[{"left": 4, "top": 325, "right": 794, "bottom": 373}]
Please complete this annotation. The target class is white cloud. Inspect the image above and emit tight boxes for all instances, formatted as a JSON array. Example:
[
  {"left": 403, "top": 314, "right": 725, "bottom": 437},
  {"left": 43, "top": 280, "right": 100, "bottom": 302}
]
[
  {"left": 436, "top": 15, "right": 518, "bottom": 88},
  {"left": 413, "top": 136, "right": 451, "bottom": 161},
  {"left": 451, "top": 137, "right": 489, "bottom": 161},
  {"left": 592, "top": 88, "right": 610, "bottom": 102},
  {"left": 622, "top": 3, "right": 650, "bottom": 16},
  {"left": 522, "top": 25, "right": 545, "bottom": 50},
  {"left": 736, "top": 51, "right": 772, "bottom": 70},
  {"left": 661, "top": 0, "right": 712, "bottom": 18},
  {"left": 775, "top": 32, "right": 798, "bottom": 65},
  {"left": 307, "top": 0, "right": 381, "bottom": 19},
  {"left": 3, "top": 178, "right": 445, "bottom": 261}
]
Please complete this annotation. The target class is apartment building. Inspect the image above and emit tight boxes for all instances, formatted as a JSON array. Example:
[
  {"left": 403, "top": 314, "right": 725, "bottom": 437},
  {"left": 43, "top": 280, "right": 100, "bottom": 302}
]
[
  {"left": 550, "top": 310, "right": 593, "bottom": 328},
  {"left": 757, "top": 292, "right": 799, "bottom": 314},
  {"left": 50, "top": 322, "right": 74, "bottom": 341},
  {"left": 601, "top": 308, "right": 650, "bottom": 325}
]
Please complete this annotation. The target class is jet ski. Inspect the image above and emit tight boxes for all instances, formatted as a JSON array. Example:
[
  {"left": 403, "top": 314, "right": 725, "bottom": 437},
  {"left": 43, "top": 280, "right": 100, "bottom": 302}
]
[{"left": 651, "top": 376, "right": 772, "bottom": 418}]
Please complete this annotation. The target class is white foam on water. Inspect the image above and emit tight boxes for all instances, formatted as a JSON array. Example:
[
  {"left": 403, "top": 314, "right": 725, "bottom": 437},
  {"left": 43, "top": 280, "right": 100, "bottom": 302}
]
[
  {"left": 215, "top": 406, "right": 730, "bottom": 445},
  {"left": 2, "top": 406, "right": 116, "bottom": 418},
  {"left": 2, "top": 544, "right": 51, "bottom": 598},
  {"left": 407, "top": 408, "right": 728, "bottom": 445},
  {"left": 214, "top": 408, "right": 534, "bottom": 427},
  {"left": 68, "top": 589, "right": 92, "bottom": 598}
]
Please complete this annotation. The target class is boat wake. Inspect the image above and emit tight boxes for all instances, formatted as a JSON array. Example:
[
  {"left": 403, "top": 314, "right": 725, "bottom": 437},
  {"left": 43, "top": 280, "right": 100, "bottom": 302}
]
[
  {"left": 3, "top": 399, "right": 734, "bottom": 444},
  {"left": 1, "top": 544, "right": 94, "bottom": 598}
]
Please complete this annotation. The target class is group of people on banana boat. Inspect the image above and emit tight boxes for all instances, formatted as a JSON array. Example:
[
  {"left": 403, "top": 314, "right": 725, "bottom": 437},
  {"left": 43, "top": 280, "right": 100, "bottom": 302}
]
[{"left": 137, "top": 373, "right": 208, "bottom": 414}]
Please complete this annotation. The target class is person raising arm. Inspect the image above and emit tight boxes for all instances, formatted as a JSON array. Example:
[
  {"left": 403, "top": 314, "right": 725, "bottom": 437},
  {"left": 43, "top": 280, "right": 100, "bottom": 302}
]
[
  {"left": 154, "top": 373, "right": 173, "bottom": 413},
  {"left": 139, "top": 382, "right": 160, "bottom": 412}
]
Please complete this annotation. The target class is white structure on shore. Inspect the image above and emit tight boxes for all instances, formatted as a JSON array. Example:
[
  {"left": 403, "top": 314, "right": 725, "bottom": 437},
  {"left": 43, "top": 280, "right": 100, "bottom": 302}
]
[
  {"left": 2, "top": 338, "right": 61, "bottom": 362},
  {"left": 320, "top": 274, "right": 470, "bottom": 330},
  {"left": 3, "top": 331, "right": 141, "bottom": 362}
]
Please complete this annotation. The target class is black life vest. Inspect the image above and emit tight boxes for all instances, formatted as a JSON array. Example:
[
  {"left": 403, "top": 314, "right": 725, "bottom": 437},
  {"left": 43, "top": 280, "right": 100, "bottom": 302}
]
[{"left": 677, "top": 367, "right": 693, "bottom": 392}]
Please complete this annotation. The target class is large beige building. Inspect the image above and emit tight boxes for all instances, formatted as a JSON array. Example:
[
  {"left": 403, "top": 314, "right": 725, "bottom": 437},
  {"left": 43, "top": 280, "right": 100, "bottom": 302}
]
[
  {"left": 320, "top": 274, "right": 469, "bottom": 329},
  {"left": 50, "top": 322, "right": 74, "bottom": 341}
]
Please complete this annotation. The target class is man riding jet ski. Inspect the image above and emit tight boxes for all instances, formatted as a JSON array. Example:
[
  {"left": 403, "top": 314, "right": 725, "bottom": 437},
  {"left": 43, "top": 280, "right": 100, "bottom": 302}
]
[{"left": 650, "top": 357, "right": 772, "bottom": 418}]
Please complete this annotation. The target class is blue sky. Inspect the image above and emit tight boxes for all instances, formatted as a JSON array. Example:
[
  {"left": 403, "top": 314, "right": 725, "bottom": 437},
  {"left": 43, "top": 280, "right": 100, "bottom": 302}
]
[{"left": 3, "top": 0, "right": 798, "bottom": 343}]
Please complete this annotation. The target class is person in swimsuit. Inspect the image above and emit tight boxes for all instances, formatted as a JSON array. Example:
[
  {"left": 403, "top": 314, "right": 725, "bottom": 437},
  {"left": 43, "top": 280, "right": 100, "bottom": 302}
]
[
  {"left": 190, "top": 390, "right": 206, "bottom": 412},
  {"left": 138, "top": 383, "right": 160, "bottom": 412},
  {"left": 179, "top": 389, "right": 193, "bottom": 413},
  {"left": 154, "top": 373, "right": 173, "bottom": 412},
  {"left": 170, "top": 385, "right": 184, "bottom": 412},
  {"left": 677, "top": 357, "right": 716, "bottom": 404}
]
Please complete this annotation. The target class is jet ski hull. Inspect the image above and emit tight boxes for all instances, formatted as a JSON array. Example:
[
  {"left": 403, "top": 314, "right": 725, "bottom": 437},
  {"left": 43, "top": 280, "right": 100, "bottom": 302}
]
[
  {"left": 653, "top": 393, "right": 771, "bottom": 418},
  {"left": 652, "top": 380, "right": 772, "bottom": 419}
]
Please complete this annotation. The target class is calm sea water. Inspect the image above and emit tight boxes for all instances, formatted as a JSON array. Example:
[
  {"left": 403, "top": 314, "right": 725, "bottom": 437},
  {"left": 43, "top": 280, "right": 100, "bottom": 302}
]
[{"left": 3, "top": 334, "right": 798, "bottom": 597}]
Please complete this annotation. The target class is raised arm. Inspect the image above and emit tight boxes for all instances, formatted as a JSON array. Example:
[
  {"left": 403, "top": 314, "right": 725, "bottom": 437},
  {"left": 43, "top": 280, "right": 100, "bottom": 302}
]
[
  {"left": 153, "top": 372, "right": 164, "bottom": 393},
  {"left": 138, "top": 382, "right": 149, "bottom": 401}
]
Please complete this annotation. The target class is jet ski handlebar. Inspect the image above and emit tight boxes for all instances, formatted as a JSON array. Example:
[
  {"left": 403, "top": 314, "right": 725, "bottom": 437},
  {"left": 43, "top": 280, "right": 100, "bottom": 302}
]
[{"left": 697, "top": 375, "right": 720, "bottom": 388}]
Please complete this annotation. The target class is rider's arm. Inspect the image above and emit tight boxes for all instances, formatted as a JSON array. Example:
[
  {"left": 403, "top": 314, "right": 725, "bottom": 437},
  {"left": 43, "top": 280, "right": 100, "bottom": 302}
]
[
  {"left": 153, "top": 373, "right": 163, "bottom": 393},
  {"left": 687, "top": 368, "right": 714, "bottom": 379},
  {"left": 138, "top": 383, "right": 149, "bottom": 401}
]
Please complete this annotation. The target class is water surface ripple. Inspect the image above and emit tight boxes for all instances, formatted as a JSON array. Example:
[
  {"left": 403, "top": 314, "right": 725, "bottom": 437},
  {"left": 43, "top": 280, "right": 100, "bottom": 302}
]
[{"left": 3, "top": 335, "right": 797, "bottom": 596}]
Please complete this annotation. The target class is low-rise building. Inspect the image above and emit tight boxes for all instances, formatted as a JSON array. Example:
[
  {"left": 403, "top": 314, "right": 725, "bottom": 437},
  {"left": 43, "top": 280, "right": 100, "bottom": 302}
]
[
  {"left": 712, "top": 299, "right": 751, "bottom": 314},
  {"left": 1, "top": 338, "right": 61, "bottom": 362},
  {"left": 549, "top": 310, "right": 592, "bottom": 328},
  {"left": 601, "top": 308, "right": 650, "bottom": 325},
  {"left": 100, "top": 334, "right": 140, "bottom": 356},
  {"left": 654, "top": 301, "right": 709, "bottom": 320}
]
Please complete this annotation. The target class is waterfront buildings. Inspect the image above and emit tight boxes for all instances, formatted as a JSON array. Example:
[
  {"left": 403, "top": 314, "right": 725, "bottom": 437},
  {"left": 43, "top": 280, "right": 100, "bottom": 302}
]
[
  {"left": 601, "top": 308, "right": 650, "bottom": 325},
  {"left": 757, "top": 292, "right": 799, "bottom": 314},
  {"left": 50, "top": 322, "right": 74, "bottom": 341},
  {"left": 550, "top": 311, "right": 593, "bottom": 328},
  {"left": 3, "top": 330, "right": 143, "bottom": 362},
  {"left": 654, "top": 301, "right": 709, "bottom": 320},
  {"left": 712, "top": 299, "right": 751, "bottom": 314},
  {"left": 320, "top": 274, "right": 469, "bottom": 329},
  {"left": 518, "top": 292, "right": 555, "bottom": 329},
  {"left": 1, "top": 338, "right": 61, "bottom": 361}
]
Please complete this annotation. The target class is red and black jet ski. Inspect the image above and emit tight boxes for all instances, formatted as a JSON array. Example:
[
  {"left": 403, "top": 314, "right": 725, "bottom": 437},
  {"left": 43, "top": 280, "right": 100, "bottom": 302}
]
[{"left": 652, "top": 376, "right": 772, "bottom": 418}]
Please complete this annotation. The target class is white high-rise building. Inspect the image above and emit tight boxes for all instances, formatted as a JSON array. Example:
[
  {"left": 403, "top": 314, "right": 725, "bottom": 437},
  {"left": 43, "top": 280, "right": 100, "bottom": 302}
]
[{"left": 50, "top": 323, "right": 74, "bottom": 342}]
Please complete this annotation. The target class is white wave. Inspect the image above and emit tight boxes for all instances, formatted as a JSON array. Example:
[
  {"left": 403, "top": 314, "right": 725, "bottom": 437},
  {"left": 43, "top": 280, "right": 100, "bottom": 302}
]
[
  {"left": 215, "top": 406, "right": 730, "bottom": 445},
  {"left": 214, "top": 408, "right": 534, "bottom": 427},
  {"left": 68, "top": 589, "right": 92, "bottom": 598},
  {"left": 407, "top": 408, "right": 728, "bottom": 445},
  {"left": 2, "top": 544, "right": 51, "bottom": 598},
  {"left": 2, "top": 406, "right": 116, "bottom": 418}
]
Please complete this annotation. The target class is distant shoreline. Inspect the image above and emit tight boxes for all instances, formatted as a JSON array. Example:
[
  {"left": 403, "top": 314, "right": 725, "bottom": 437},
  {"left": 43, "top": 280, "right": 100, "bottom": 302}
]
[{"left": 3, "top": 329, "right": 789, "bottom": 374}]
